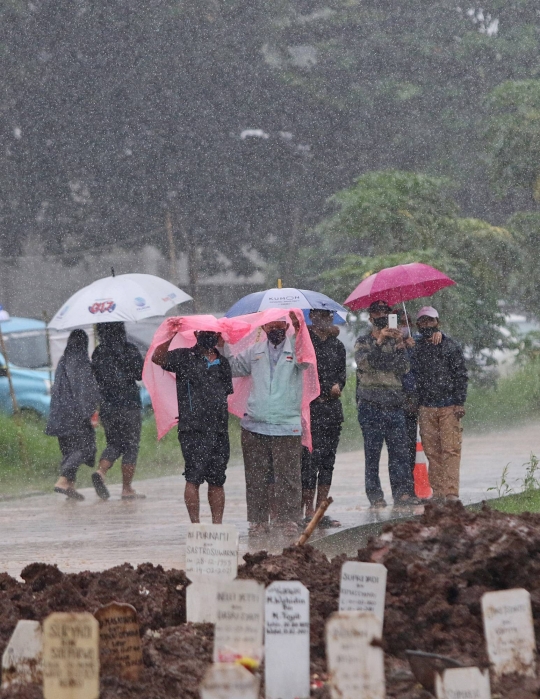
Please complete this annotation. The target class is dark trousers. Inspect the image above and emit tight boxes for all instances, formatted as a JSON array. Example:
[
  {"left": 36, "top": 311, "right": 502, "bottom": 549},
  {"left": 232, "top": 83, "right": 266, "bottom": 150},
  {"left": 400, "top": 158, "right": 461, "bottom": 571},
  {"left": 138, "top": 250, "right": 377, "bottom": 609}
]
[
  {"left": 58, "top": 421, "right": 96, "bottom": 481},
  {"left": 179, "top": 431, "right": 229, "bottom": 487},
  {"left": 357, "top": 402, "right": 413, "bottom": 503},
  {"left": 241, "top": 429, "right": 302, "bottom": 524},
  {"left": 100, "top": 408, "right": 142, "bottom": 466},
  {"left": 301, "top": 410, "right": 342, "bottom": 491},
  {"left": 404, "top": 411, "right": 418, "bottom": 496}
]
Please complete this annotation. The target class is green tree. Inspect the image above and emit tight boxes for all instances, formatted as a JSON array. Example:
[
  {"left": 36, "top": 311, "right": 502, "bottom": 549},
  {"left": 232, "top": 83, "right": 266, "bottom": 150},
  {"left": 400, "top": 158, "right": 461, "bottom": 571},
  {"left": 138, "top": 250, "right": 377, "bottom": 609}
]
[
  {"left": 506, "top": 212, "right": 540, "bottom": 309},
  {"left": 268, "top": 0, "right": 540, "bottom": 222},
  {"left": 486, "top": 80, "right": 540, "bottom": 200},
  {"left": 312, "top": 171, "right": 518, "bottom": 363}
]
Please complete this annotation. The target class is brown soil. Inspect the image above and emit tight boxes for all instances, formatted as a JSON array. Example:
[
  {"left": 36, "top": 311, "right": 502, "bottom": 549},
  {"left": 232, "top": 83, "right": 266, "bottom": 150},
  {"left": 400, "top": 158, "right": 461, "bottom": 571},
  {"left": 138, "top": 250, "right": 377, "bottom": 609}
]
[{"left": 2, "top": 502, "right": 540, "bottom": 698}]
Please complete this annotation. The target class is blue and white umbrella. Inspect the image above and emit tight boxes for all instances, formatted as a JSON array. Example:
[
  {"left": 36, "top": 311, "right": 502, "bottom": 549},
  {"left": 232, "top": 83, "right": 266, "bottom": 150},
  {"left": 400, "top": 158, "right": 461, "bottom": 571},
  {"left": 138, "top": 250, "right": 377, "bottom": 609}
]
[{"left": 225, "top": 287, "right": 348, "bottom": 324}]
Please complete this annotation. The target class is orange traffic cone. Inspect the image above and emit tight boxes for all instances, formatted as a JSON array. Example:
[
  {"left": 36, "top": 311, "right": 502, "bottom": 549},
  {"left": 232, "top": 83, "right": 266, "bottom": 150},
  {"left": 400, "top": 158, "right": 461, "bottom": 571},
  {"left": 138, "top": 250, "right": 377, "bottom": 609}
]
[{"left": 413, "top": 426, "right": 433, "bottom": 499}]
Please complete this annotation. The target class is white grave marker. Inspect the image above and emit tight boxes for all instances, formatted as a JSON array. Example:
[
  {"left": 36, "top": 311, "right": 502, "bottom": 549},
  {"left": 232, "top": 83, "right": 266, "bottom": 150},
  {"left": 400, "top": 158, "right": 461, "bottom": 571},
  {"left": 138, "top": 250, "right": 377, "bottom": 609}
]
[
  {"left": 265, "top": 581, "right": 310, "bottom": 699},
  {"left": 186, "top": 524, "right": 239, "bottom": 623},
  {"left": 435, "top": 667, "right": 491, "bottom": 699},
  {"left": 481, "top": 588, "right": 536, "bottom": 677},
  {"left": 200, "top": 663, "right": 259, "bottom": 699},
  {"left": 1, "top": 620, "right": 43, "bottom": 688},
  {"left": 338, "top": 561, "right": 387, "bottom": 629},
  {"left": 43, "top": 612, "right": 99, "bottom": 699},
  {"left": 213, "top": 580, "right": 264, "bottom": 664},
  {"left": 326, "top": 611, "right": 385, "bottom": 699}
]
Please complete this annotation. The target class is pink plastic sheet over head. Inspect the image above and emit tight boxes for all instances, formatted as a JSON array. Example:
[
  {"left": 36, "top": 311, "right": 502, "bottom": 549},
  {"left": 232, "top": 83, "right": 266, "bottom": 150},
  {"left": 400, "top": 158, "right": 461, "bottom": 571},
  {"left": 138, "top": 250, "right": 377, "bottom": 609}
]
[
  {"left": 143, "top": 310, "right": 320, "bottom": 449},
  {"left": 142, "top": 315, "right": 252, "bottom": 439},
  {"left": 226, "top": 308, "right": 320, "bottom": 450}
]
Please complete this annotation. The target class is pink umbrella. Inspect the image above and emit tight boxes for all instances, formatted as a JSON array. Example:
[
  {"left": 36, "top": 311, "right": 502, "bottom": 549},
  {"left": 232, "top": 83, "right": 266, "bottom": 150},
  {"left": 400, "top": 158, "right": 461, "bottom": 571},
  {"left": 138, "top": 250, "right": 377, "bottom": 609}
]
[{"left": 344, "top": 263, "right": 455, "bottom": 311}]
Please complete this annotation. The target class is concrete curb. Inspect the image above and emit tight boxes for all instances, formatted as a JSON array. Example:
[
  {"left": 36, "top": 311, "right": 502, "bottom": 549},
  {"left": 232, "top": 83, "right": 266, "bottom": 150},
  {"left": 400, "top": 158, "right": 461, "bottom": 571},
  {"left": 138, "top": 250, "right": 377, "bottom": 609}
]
[
  {"left": 311, "top": 514, "right": 416, "bottom": 558},
  {"left": 311, "top": 501, "right": 486, "bottom": 558}
]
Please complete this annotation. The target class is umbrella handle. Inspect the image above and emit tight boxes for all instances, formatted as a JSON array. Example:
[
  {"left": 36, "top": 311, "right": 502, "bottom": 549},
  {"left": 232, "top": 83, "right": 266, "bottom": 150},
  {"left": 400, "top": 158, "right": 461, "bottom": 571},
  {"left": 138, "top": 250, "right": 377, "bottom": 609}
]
[{"left": 402, "top": 301, "right": 411, "bottom": 336}]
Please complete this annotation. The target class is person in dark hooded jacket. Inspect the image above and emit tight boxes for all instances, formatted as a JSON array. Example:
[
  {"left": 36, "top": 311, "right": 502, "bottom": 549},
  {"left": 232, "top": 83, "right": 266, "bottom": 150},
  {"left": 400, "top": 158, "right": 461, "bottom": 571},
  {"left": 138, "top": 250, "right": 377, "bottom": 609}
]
[
  {"left": 411, "top": 306, "right": 468, "bottom": 501},
  {"left": 46, "top": 329, "right": 100, "bottom": 500},
  {"left": 91, "top": 322, "right": 145, "bottom": 500}
]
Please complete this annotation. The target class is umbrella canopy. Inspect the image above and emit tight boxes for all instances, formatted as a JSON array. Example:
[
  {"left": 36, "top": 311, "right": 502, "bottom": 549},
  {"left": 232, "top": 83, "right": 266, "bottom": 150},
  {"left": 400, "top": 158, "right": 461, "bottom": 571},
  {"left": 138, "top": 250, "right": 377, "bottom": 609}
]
[
  {"left": 344, "top": 263, "right": 455, "bottom": 311},
  {"left": 48, "top": 273, "right": 192, "bottom": 330},
  {"left": 225, "top": 287, "right": 347, "bottom": 324}
]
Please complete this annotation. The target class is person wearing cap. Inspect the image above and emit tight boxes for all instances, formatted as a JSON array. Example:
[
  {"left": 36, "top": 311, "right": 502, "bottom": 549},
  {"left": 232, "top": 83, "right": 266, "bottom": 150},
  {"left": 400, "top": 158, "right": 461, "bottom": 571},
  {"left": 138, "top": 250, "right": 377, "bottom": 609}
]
[
  {"left": 354, "top": 301, "right": 417, "bottom": 508},
  {"left": 301, "top": 309, "right": 346, "bottom": 528},
  {"left": 152, "top": 329, "right": 233, "bottom": 524},
  {"left": 411, "top": 306, "right": 468, "bottom": 502},
  {"left": 395, "top": 308, "right": 442, "bottom": 491}
]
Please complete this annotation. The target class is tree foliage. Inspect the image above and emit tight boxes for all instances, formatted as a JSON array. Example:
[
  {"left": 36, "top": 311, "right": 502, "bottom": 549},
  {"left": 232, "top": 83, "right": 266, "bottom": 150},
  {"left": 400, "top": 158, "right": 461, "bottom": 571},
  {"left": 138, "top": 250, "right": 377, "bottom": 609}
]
[
  {"left": 268, "top": 0, "right": 540, "bottom": 219},
  {"left": 314, "top": 171, "right": 519, "bottom": 362},
  {"left": 486, "top": 80, "right": 540, "bottom": 199}
]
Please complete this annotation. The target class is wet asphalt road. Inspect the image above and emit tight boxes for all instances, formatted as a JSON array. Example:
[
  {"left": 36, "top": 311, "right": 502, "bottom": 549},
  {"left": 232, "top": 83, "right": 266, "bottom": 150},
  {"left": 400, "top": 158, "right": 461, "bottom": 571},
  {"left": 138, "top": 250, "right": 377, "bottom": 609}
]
[{"left": 0, "top": 422, "right": 538, "bottom": 578}]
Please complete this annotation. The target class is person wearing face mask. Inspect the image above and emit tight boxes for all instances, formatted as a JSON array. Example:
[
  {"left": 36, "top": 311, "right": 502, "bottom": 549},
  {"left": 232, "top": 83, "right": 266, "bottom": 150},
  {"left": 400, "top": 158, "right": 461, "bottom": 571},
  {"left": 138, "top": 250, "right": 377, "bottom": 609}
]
[
  {"left": 152, "top": 329, "right": 233, "bottom": 523},
  {"left": 301, "top": 309, "right": 346, "bottom": 527},
  {"left": 411, "top": 307, "right": 468, "bottom": 503},
  {"left": 396, "top": 308, "right": 443, "bottom": 493},
  {"left": 225, "top": 312, "right": 309, "bottom": 537},
  {"left": 354, "top": 301, "right": 418, "bottom": 508}
]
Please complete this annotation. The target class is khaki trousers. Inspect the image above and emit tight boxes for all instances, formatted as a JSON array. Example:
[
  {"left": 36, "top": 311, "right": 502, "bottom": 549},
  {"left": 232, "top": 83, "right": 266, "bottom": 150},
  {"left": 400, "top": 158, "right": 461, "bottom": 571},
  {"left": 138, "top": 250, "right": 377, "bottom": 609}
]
[
  {"left": 418, "top": 406, "right": 463, "bottom": 498},
  {"left": 241, "top": 429, "right": 302, "bottom": 524}
]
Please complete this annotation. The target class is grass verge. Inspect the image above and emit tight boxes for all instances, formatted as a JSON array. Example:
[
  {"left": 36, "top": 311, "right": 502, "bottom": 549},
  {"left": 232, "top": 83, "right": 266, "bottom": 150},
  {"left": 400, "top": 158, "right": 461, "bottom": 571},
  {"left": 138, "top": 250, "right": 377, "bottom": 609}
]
[
  {"left": 2, "top": 359, "right": 540, "bottom": 496},
  {"left": 0, "top": 410, "right": 244, "bottom": 497},
  {"left": 486, "top": 489, "right": 540, "bottom": 514},
  {"left": 464, "top": 361, "right": 540, "bottom": 430}
]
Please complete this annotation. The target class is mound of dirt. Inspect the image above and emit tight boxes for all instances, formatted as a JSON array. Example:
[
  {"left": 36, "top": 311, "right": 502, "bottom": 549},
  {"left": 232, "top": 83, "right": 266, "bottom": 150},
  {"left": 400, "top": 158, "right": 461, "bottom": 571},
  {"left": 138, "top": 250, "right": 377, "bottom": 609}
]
[{"left": 2, "top": 502, "right": 540, "bottom": 698}]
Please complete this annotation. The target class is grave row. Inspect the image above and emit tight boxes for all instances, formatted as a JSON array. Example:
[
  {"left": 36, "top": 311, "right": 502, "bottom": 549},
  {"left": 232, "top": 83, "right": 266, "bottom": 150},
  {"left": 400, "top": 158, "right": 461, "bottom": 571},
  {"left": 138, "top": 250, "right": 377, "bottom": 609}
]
[{"left": 1, "top": 523, "right": 538, "bottom": 699}]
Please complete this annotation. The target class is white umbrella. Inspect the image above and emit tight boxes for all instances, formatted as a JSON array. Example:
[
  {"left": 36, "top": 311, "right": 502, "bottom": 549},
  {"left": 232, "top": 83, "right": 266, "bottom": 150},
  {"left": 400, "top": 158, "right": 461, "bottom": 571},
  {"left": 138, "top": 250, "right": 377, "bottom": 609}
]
[{"left": 48, "top": 273, "right": 192, "bottom": 330}]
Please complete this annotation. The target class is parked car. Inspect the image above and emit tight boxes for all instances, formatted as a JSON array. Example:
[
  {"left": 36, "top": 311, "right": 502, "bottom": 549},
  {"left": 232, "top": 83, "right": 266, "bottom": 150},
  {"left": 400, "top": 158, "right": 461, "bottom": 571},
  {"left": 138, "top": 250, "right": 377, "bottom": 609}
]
[{"left": 0, "top": 316, "right": 152, "bottom": 417}]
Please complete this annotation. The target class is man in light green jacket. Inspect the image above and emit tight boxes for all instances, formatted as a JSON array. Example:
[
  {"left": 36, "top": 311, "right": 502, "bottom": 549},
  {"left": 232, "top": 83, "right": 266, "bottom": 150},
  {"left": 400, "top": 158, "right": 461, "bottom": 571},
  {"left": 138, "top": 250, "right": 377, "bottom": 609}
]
[{"left": 226, "top": 311, "right": 308, "bottom": 537}]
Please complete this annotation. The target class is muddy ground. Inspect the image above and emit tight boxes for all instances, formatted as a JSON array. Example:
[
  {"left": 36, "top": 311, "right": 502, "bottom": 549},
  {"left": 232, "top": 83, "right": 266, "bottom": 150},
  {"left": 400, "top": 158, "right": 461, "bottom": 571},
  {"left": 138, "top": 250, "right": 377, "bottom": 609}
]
[{"left": 1, "top": 502, "right": 540, "bottom": 698}]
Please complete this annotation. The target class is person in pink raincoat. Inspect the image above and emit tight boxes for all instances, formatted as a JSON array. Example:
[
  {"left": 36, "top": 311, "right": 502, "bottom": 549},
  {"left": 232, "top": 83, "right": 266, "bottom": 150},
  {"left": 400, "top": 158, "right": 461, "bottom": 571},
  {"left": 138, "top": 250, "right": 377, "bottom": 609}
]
[
  {"left": 223, "top": 311, "right": 311, "bottom": 538},
  {"left": 152, "top": 327, "right": 233, "bottom": 524}
]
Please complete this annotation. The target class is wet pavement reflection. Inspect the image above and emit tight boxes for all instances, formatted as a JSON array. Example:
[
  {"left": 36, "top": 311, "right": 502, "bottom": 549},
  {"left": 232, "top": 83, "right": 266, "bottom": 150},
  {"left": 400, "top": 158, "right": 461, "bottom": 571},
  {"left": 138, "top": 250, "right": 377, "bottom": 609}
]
[{"left": 0, "top": 422, "right": 537, "bottom": 578}]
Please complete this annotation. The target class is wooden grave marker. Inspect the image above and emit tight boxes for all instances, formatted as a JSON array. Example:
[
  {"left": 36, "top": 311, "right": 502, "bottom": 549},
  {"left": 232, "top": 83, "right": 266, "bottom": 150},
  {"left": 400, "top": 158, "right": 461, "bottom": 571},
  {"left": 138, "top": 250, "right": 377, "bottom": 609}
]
[
  {"left": 265, "top": 581, "right": 310, "bottom": 699},
  {"left": 214, "top": 579, "right": 264, "bottom": 664},
  {"left": 326, "top": 611, "right": 385, "bottom": 699},
  {"left": 186, "top": 524, "right": 239, "bottom": 623},
  {"left": 482, "top": 588, "right": 536, "bottom": 677},
  {"left": 199, "top": 663, "right": 259, "bottom": 699},
  {"left": 1, "top": 620, "right": 43, "bottom": 689},
  {"left": 43, "top": 612, "right": 99, "bottom": 699},
  {"left": 94, "top": 602, "right": 142, "bottom": 681},
  {"left": 338, "top": 561, "right": 387, "bottom": 630},
  {"left": 435, "top": 667, "right": 491, "bottom": 699}
]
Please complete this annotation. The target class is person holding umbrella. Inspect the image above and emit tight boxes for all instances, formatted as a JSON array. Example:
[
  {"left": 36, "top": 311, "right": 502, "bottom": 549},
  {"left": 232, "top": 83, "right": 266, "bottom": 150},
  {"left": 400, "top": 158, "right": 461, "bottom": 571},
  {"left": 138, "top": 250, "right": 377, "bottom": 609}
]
[
  {"left": 411, "top": 307, "right": 468, "bottom": 502},
  {"left": 91, "top": 322, "right": 146, "bottom": 500},
  {"left": 344, "top": 262, "right": 456, "bottom": 505},
  {"left": 354, "top": 301, "right": 417, "bottom": 507},
  {"left": 46, "top": 329, "right": 100, "bottom": 500}
]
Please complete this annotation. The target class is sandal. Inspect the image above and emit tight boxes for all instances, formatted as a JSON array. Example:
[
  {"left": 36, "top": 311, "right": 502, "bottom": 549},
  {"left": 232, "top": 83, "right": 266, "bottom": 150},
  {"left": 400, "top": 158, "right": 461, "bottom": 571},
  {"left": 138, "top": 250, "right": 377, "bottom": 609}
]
[
  {"left": 91, "top": 472, "right": 110, "bottom": 500},
  {"left": 54, "top": 487, "right": 84, "bottom": 501},
  {"left": 121, "top": 493, "right": 146, "bottom": 500},
  {"left": 317, "top": 515, "right": 341, "bottom": 529}
]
